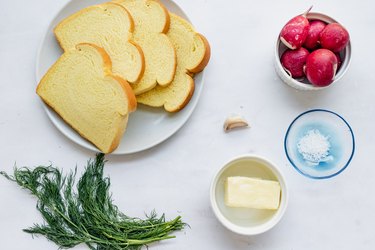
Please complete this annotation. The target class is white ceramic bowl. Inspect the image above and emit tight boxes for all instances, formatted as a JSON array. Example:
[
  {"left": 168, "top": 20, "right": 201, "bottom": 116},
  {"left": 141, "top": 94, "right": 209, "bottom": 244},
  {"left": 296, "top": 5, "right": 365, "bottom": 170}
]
[
  {"left": 210, "top": 155, "right": 288, "bottom": 235},
  {"left": 274, "top": 12, "right": 352, "bottom": 91}
]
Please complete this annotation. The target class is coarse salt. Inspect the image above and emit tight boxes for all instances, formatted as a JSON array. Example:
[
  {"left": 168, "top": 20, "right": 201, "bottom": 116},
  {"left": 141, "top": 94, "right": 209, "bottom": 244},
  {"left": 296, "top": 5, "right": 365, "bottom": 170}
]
[{"left": 297, "top": 129, "right": 333, "bottom": 166}]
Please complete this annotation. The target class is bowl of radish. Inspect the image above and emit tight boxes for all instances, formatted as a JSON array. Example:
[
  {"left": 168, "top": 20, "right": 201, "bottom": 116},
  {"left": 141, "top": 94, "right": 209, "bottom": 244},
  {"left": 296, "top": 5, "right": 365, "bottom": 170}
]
[{"left": 275, "top": 7, "right": 351, "bottom": 90}]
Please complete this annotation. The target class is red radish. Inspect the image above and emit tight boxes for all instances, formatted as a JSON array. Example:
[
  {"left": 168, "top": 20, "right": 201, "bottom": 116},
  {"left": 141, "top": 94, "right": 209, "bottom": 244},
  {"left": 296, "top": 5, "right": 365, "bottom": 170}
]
[
  {"left": 304, "top": 20, "right": 326, "bottom": 50},
  {"left": 280, "top": 6, "right": 312, "bottom": 49},
  {"left": 281, "top": 48, "right": 310, "bottom": 78},
  {"left": 320, "top": 23, "right": 350, "bottom": 52},
  {"left": 305, "top": 49, "right": 338, "bottom": 87}
]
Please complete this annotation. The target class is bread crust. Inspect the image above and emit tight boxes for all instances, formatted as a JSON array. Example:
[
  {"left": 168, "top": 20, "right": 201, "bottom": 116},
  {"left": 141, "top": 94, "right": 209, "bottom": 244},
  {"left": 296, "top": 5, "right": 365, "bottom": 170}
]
[
  {"left": 156, "top": 1, "right": 176, "bottom": 86},
  {"left": 109, "top": 2, "right": 135, "bottom": 32},
  {"left": 188, "top": 33, "right": 211, "bottom": 74},
  {"left": 153, "top": 0, "right": 171, "bottom": 33},
  {"left": 112, "top": 76, "right": 137, "bottom": 112},
  {"left": 107, "top": 115, "right": 128, "bottom": 153},
  {"left": 166, "top": 75, "right": 195, "bottom": 112},
  {"left": 155, "top": 34, "right": 177, "bottom": 88},
  {"left": 128, "top": 39, "right": 146, "bottom": 83}
]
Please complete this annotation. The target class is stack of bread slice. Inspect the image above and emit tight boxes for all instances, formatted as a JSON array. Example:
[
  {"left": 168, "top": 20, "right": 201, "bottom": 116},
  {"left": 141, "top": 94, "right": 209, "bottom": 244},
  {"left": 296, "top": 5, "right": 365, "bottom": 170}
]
[
  {"left": 137, "top": 13, "right": 210, "bottom": 112},
  {"left": 37, "top": 0, "right": 210, "bottom": 153},
  {"left": 113, "top": 0, "right": 177, "bottom": 95}
]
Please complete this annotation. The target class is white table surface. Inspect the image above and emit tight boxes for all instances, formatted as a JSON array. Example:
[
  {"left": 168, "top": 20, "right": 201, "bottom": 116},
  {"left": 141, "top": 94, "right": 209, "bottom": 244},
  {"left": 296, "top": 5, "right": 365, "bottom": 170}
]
[{"left": 1, "top": 0, "right": 374, "bottom": 249}]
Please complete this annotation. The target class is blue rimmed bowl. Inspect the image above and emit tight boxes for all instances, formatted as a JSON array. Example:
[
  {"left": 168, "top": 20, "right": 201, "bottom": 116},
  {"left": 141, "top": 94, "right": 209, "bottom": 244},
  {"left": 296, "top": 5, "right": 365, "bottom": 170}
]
[{"left": 284, "top": 109, "right": 355, "bottom": 179}]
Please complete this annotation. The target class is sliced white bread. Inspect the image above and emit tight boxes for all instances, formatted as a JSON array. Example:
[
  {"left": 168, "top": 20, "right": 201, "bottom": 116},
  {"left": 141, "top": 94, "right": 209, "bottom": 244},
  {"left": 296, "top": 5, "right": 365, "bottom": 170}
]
[
  {"left": 54, "top": 2, "right": 144, "bottom": 84},
  {"left": 36, "top": 43, "right": 137, "bottom": 154},
  {"left": 137, "top": 13, "right": 210, "bottom": 112},
  {"left": 114, "top": 0, "right": 176, "bottom": 95}
]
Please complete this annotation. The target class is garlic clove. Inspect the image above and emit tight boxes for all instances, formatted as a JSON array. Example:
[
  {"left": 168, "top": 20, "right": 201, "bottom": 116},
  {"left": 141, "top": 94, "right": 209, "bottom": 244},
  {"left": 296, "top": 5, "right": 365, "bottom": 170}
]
[{"left": 223, "top": 116, "right": 250, "bottom": 132}]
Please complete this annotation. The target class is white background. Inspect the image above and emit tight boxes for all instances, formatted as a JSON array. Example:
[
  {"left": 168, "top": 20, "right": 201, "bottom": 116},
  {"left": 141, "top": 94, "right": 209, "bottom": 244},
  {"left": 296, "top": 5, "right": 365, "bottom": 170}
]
[{"left": 1, "top": 0, "right": 374, "bottom": 249}]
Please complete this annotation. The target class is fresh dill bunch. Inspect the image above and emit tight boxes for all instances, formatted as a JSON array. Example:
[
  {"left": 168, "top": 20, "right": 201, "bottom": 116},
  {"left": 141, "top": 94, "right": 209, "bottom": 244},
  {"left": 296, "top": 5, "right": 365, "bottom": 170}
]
[{"left": 0, "top": 154, "right": 185, "bottom": 250}]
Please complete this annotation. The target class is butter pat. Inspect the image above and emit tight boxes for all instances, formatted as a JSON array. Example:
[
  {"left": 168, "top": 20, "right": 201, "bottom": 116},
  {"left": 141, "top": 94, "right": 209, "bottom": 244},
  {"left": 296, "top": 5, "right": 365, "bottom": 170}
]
[{"left": 225, "top": 176, "right": 281, "bottom": 210}]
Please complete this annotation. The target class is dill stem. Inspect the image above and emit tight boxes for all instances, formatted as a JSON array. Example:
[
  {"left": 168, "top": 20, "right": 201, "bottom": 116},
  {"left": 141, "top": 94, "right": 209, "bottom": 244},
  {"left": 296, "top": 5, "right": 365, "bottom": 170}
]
[
  {"left": 101, "top": 231, "right": 175, "bottom": 246},
  {"left": 51, "top": 207, "right": 112, "bottom": 246},
  {"left": 126, "top": 235, "right": 176, "bottom": 245}
]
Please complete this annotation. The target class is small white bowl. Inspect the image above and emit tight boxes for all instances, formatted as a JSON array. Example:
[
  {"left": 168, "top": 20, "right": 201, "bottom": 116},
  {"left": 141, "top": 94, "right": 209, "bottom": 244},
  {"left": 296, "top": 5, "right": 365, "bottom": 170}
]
[
  {"left": 210, "top": 155, "right": 288, "bottom": 235},
  {"left": 274, "top": 12, "right": 352, "bottom": 91}
]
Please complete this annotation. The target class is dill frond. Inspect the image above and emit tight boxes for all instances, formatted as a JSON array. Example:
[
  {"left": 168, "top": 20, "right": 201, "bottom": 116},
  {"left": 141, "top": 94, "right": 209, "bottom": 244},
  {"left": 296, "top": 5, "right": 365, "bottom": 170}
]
[{"left": 0, "top": 154, "right": 184, "bottom": 250}]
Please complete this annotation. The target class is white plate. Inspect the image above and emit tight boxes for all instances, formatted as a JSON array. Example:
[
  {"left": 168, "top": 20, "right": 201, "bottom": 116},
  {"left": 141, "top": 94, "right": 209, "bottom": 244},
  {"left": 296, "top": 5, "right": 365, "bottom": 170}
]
[{"left": 36, "top": 0, "right": 205, "bottom": 155}]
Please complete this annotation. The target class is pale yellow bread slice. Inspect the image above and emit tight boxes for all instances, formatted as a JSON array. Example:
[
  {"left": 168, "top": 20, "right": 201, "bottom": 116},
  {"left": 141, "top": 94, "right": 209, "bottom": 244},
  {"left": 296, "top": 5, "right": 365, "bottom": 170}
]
[
  {"left": 114, "top": 0, "right": 176, "bottom": 95},
  {"left": 54, "top": 2, "right": 144, "bottom": 84},
  {"left": 36, "top": 43, "right": 137, "bottom": 154},
  {"left": 137, "top": 13, "right": 211, "bottom": 112}
]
